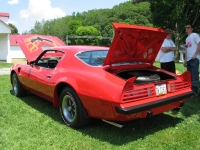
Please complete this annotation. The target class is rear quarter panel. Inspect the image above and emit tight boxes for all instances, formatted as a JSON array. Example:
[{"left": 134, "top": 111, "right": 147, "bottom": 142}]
[{"left": 54, "top": 55, "right": 126, "bottom": 118}]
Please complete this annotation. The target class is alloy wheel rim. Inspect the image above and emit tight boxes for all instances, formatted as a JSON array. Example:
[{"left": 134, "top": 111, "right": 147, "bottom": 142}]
[
  {"left": 12, "top": 77, "right": 18, "bottom": 95},
  {"left": 62, "top": 94, "right": 77, "bottom": 122}
]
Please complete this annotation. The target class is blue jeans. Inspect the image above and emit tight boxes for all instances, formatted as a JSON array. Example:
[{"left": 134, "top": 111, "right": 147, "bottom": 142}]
[{"left": 187, "top": 58, "right": 199, "bottom": 93}]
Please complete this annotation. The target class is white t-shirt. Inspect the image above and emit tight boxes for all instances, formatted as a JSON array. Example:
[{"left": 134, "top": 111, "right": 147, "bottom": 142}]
[
  {"left": 186, "top": 33, "right": 200, "bottom": 61},
  {"left": 159, "top": 39, "right": 176, "bottom": 63}
]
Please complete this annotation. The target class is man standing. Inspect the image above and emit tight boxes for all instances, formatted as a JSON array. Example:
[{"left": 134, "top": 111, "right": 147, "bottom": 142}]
[
  {"left": 184, "top": 23, "right": 200, "bottom": 96},
  {"left": 159, "top": 29, "right": 177, "bottom": 73}
]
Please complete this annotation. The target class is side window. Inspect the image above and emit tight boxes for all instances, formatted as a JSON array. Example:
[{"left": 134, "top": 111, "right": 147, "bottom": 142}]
[
  {"left": 76, "top": 50, "right": 108, "bottom": 66},
  {"left": 36, "top": 50, "right": 64, "bottom": 69}
]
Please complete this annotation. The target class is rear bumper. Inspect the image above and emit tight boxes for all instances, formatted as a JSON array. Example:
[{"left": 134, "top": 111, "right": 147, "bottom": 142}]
[{"left": 115, "top": 91, "right": 193, "bottom": 115}]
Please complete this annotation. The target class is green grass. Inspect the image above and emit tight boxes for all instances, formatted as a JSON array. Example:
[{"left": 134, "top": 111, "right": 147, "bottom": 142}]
[
  {"left": 154, "top": 61, "right": 186, "bottom": 73},
  {"left": 0, "top": 75, "right": 200, "bottom": 150},
  {"left": 0, "top": 62, "right": 13, "bottom": 68}
]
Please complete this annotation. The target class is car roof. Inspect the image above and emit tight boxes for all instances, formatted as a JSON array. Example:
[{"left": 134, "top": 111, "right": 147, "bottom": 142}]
[{"left": 47, "top": 45, "right": 109, "bottom": 53}]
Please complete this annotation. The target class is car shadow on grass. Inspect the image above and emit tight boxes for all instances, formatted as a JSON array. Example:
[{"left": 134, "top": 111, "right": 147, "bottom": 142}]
[
  {"left": 9, "top": 90, "right": 63, "bottom": 124},
  {"left": 10, "top": 90, "right": 188, "bottom": 145},
  {"left": 79, "top": 114, "right": 183, "bottom": 145},
  {"left": 178, "top": 96, "right": 200, "bottom": 121}
]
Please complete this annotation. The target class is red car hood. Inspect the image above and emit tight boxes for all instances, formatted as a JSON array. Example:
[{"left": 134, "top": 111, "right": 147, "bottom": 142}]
[
  {"left": 16, "top": 34, "right": 66, "bottom": 62},
  {"left": 103, "top": 23, "right": 167, "bottom": 66}
]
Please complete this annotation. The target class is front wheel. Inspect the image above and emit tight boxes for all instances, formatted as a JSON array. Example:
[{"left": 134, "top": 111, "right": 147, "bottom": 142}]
[
  {"left": 12, "top": 73, "right": 26, "bottom": 97},
  {"left": 59, "top": 87, "right": 90, "bottom": 128}
]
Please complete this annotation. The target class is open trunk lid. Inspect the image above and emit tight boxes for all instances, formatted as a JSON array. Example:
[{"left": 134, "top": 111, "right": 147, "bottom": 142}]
[{"left": 103, "top": 23, "right": 167, "bottom": 66}]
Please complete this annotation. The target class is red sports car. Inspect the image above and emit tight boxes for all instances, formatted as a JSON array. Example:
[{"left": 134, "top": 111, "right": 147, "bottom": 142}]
[{"left": 10, "top": 23, "right": 193, "bottom": 128}]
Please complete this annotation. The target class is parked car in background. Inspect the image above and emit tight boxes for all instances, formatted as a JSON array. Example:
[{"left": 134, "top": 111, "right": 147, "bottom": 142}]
[{"left": 10, "top": 23, "right": 193, "bottom": 129}]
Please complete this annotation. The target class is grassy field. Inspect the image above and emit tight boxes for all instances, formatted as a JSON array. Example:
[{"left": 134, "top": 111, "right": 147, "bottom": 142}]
[
  {"left": 0, "top": 73, "right": 200, "bottom": 149},
  {"left": 0, "top": 62, "right": 13, "bottom": 68},
  {"left": 0, "top": 59, "right": 27, "bottom": 69},
  {"left": 154, "top": 61, "right": 186, "bottom": 74}
]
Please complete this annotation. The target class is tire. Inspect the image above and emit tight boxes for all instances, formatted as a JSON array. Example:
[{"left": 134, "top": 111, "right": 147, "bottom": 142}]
[
  {"left": 12, "top": 73, "right": 26, "bottom": 97},
  {"left": 59, "top": 87, "right": 90, "bottom": 128}
]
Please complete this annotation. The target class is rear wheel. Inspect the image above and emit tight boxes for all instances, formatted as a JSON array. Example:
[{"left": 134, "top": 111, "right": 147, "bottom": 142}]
[
  {"left": 12, "top": 73, "right": 26, "bottom": 97},
  {"left": 59, "top": 87, "right": 90, "bottom": 128}
]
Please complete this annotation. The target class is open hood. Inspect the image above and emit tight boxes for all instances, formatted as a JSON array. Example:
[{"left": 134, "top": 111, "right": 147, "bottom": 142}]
[
  {"left": 103, "top": 23, "right": 167, "bottom": 66},
  {"left": 16, "top": 34, "right": 66, "bottom": 62}
]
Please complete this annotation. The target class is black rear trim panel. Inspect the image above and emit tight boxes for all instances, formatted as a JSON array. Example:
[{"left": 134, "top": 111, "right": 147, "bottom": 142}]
[{"left": 115, "top": 91, "right": 193, "bottom": 115}]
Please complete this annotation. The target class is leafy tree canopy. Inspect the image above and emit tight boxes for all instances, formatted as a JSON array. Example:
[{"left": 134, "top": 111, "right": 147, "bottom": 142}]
[
  {"left": 26, "top": 0, "right": 152, "bottom": 46},
  {"left": 150, "top": 0, "right": 200, "bottom": 61},
  {"left": 75, "top": 26, "right": 101, "bottom": 45},
  {"left": 8, "top": 23, "right": 18, "bottom": 34}
]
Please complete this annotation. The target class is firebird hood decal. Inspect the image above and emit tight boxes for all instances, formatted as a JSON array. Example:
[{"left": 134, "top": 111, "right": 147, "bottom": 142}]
[
  {"left": 16, "top": 34, "right": 66, "bottom": 62},
  {"left": 103, "top": 23, "right": 167, "bottom": 66}
]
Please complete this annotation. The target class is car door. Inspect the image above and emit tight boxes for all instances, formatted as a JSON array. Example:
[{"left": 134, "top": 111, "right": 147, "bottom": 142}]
[
  {"left": 26, "top": 65, "right": 57, "bottom": 101},
  {"left": 25, "top": 50, "right": 63, "bottom": 101}
]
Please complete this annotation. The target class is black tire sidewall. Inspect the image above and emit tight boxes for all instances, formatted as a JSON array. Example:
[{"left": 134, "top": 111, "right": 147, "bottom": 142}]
[
  {"left": 59, "top": 87, "right": 85, "bottom": 128},
  {"left": 12, "top": 73, "right": 26, "bottom": 97}
]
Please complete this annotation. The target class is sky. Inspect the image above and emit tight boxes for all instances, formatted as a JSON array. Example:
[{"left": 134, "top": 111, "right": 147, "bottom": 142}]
[{"left": 0, "top": 0, "right": 128, "bottom": 34}]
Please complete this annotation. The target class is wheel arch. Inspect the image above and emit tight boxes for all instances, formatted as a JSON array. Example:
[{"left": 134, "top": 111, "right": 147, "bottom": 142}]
[{"left": 53, "top": 81, "right": 77, "bottom": 108}]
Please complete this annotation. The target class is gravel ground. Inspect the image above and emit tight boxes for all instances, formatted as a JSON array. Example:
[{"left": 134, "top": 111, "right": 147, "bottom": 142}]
[{"left": 0, "top": 68, "right": 10, "bottom": 75}]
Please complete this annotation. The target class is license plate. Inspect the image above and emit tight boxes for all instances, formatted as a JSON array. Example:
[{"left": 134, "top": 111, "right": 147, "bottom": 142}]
[{"left": 156, "top": 84, "right": 167, "bottom": 96}]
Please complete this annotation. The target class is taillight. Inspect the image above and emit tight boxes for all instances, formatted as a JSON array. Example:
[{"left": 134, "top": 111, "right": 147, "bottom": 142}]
[
  {"left": 167, "top": 82, "right": 189, "bottom": 93},
  {"left": 122, "top": 87, "right": 155, "bottom": 102}
]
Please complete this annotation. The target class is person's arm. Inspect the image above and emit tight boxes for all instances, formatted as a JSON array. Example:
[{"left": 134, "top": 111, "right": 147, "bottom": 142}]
[
  {"left": 184, "top": 51, "right": 187, "bottom": 67},
  {"left": 161, "top": 46, "right": 176, "bottom": 52},
  {"left": 192, "top": 33, "right": 200, "bottom": 59},
  {"left": 161, "top": 40, "right": 176, "bottom": 52},
  {"left": 192, "top": 42, "right": 200, "bottom": 59}
]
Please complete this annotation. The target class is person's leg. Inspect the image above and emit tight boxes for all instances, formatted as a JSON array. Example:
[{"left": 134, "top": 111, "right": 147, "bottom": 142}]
[
  {"left": 188, "top": 58, "right": 199, "bottom": 94},
  {"left": 169, "top": 61, "right": 176, "bottom": 73},
  {"left": 161, "top": 61, "right": 175, "bottom": 73},
  {"left": 161, "top": 62, "right": 167, "bottom": 70},
  {"left": 187, "top": 60, "right": 192, "bottom": 91}
]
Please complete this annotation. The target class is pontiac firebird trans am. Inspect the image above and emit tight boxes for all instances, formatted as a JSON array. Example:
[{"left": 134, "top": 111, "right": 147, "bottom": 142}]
[{"left": 10, "top": 23, "right": 193, "bottom": 128}]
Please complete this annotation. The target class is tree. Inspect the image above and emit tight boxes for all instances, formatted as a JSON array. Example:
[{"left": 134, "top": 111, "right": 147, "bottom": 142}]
[
  {"left": 26, "top": 1, "right": 152, "bottom": 46},
  {"left": 132, "top": 0, "right": 149, "bottom": 4},
  {"left": 67, "top": 20, "right": 83, "bottom": 44},
  {"left": 81, "top": 9, "right": 114, "bottom": 36},
  {"left": 75, "top": 26, "right": 101, "bottom": 45},
  {"left": 67, "top": 20, "right": 82, "bottom": 35},
  {"left": 150, "top": 0, "right": 200, "bottom": 61},
  {"left": 29, "top": 21, "right": 44, "bottom": 34},
  {"left": 8, "top": 23, "right": 18, "bottom": 34},
  {"left": 113, "top": 1, "right": 152, "bottom": 26}
]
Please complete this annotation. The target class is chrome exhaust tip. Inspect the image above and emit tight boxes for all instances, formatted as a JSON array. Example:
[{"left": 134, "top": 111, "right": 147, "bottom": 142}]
[{"left": 102, "top": 119, "right": 124, "bottom": 128}]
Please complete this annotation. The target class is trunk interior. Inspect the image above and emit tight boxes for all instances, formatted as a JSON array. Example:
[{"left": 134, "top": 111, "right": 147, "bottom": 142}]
[{"left": 116, "top": 69, "right": 176, "bottom": 84}]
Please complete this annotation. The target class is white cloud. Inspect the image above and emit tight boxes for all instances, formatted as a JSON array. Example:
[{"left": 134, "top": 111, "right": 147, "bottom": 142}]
[
  {"left": 8, "top": 0, "right": 19, "bottom": 5},
  {"left": 19, "top": 0, "right": 66, "bottom": 21}
]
